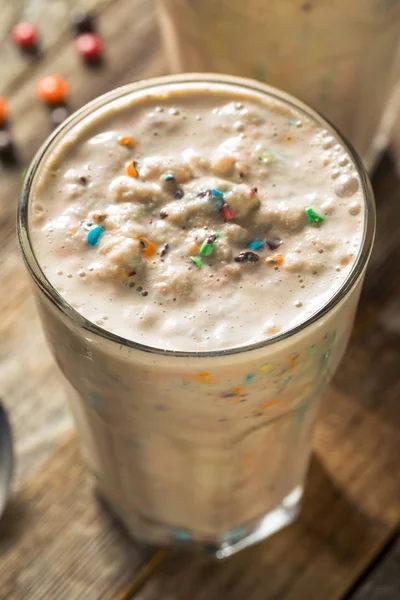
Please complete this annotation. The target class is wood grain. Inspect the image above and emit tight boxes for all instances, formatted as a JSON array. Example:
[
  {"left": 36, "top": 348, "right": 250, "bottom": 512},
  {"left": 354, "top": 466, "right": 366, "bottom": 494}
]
[
  {"left": 0, "top": 436, "right": 151, "bottom": 600},
  {"left": 0, "top": 0, "right": 165, "bottom": 486},
  {"left": 1, "top": 0, "right": 400, "bottom": 597},
  {"left": 350, "top": 535, "right": 400, "bottom": 599}
]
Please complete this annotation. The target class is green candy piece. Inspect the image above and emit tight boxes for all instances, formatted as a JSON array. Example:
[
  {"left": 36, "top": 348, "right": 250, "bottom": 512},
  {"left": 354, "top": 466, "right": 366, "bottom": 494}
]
[
  {"left": 259, "top": 151, "right": 275, "bottom": 164},
  {"left": 305, "top": 207, "right": 325, "bottom": 226},
  {"left": 200, "top": 240, "right": 215, "bottom": 256},
  {"left": 190, "top": 256, "right": 203, "bottom": 269}
]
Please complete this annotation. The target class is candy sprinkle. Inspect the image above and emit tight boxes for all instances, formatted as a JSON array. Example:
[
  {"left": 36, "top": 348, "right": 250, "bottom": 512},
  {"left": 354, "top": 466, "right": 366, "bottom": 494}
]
[
  {"left": 211, "top": 188, "right": 224, "bottom": 198},
  {"left": 259, "top": 151, "right": 275, "bottom": 164},
  {"left": 265, "top": 254, "right": 284, "bottom": 266},
  {"left": 87, "top": 225, "right": 104, "bottom": 247},
  {"left": 190, "top": 256, "right": 203, "bottom": 269},
  {"left": 247, "top": 239, "right": 263, "bottom": 251},
  {"left": 125, "top": 161, "right": 138, "bottom": 177},
  {"left": 200, "top": 239, "right": 215, "bottom": 256},
  {"left": 138, "top": 237, "right": 156, "bottom": 257},
  {"left": 164, "top": 174, "right": 176, "bottom": 182},
  {"left": 118, "top": 136, "right": 135, "bottom": 147},
  {"left": 235, "top": 251, "right": 259, "bottom": 264},
  {"left": 221, "top": 204, "right": 234, "bottom": 220},
  {"left": 265, "top": 234, "right": 282, "bottom": 250},
  {"left": 207, "top": 232, "right": 220, "bottom": 243},
  {"left": 305, "top": 207, "right": 324, "bottom": 225}
]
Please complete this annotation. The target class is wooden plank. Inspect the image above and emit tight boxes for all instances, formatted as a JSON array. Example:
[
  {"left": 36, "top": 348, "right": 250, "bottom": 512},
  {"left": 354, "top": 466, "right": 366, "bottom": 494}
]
[
  {"left": 0, "top": 0, "right": 114, "bottom": 93},
  {"left": 0, "top": 0, "right": 166, "bottom": 486},
  {"left": 0, "top": 436, "right": 151, "bottom": 600},
  {"left": 350, "top": 535, "right": 400, "bottom": 599},
  {"left": 123, "top": 155, "right": 400, "bottom": 599}
]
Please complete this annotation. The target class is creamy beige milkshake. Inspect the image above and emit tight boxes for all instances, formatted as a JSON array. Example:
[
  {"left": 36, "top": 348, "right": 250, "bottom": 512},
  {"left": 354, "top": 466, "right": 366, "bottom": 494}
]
[{"left": 19, "top": 75, "right": 374, "bottom": 556}]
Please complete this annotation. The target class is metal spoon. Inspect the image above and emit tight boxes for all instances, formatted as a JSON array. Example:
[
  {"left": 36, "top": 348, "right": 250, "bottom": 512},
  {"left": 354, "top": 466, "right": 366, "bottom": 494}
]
[{"left": 0, "top": 402, "right": 13, "bottom": 518}]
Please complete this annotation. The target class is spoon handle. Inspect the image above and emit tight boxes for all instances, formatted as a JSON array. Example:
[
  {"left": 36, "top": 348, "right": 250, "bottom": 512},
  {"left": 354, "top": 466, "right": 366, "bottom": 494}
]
[{"left": 0, "top": 402, "right": 14, "bottom": 517}]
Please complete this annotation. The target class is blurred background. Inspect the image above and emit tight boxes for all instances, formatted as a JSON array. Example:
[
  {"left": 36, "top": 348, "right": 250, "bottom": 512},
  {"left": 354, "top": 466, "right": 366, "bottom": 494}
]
[{"left": 0, "top": 1, "right": 400, "bottom": 599}]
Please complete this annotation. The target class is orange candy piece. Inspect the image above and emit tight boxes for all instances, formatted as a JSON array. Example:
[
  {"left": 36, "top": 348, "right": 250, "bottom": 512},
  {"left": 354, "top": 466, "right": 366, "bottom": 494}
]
[
  {"left": 0, "top": 97, "right": 8, "bottom": 126},
  {"left": 118, "top": 136, "right": 135, "bottom": 147},
  {"left": 265, "top": 255, "right": 284, "bottom": 266},
  {"left": 37, "top": 75, "right": 68, "bottom": 105},
  {"left": 125, "top": 161, "right": 138, "bottom": 177},
  {"left": 137, "top": 237, "right": 156, "bottom": 257}
]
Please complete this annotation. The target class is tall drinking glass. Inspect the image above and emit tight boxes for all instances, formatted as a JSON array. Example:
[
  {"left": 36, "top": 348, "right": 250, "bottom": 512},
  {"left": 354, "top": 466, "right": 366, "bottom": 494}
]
[{"left": 18, "top": 75, "right": 375, "bottom": 558}]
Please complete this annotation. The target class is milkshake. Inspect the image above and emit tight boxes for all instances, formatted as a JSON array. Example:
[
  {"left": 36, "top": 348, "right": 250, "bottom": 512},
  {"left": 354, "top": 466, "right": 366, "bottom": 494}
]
[
  {"left": 158, "top": 0, "right": 400, "bottom": 170},
  {"left": 19, "top": 75, "right": 375, "bottom": 557}
]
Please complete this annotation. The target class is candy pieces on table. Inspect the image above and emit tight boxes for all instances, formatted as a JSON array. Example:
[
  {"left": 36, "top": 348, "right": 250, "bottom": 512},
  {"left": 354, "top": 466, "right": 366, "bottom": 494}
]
[
  {"left": 37, "top": 76, "right": 70, "bottom": 130},
  {"left": 0, "top": 99, "right": 17, "bottom": 164},
  {"left": 11, "top": 22, "right": 39, "bottom": 54},
  {"left": 72, "top": 11, "right": 97, "bottom": 36},
  {"left": 0, "top": 130, "right": 17, "bottom": 165},
  {"left": 0, "top": 97, "right": 8, "bottom": 128},
  {"left": 37, "top": 75, "right": 68, "bottom": 106},
  {"left": 75, "top": 33, "right": 103, "bottom": 64},
  {"left": 50, "top": 106, "right": 70, "bottom": 129}
]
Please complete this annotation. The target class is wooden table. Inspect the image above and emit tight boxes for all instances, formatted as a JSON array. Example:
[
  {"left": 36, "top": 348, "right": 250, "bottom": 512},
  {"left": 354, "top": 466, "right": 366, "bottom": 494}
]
[{"left": 1, "top": 1, "right": 400, "bottom": 598}]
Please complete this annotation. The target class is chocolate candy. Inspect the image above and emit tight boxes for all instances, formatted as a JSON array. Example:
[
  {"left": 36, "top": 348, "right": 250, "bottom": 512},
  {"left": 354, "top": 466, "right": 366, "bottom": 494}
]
[
  {"left": 12, "top": 22, "right": 39, "bottom": 51},
  {"left": 50, "top": 106, "right": 70, "bottom": 129},
  {"left": 234, "top": 251, "right": 259, "bottom": 264},
  {"left": 37, "top": 75, "right": 68, "bottom": 106},
  {"left": 72, "top": 12, "right": 96, "bottom": 35},
  {"left": 0, "top": 131, "right": 16, "bottom": 164},
  {"left": 75, "top": 33, "right": 103, "bottom": 62},
  {"left": 0, "top": 97, "right": 8, "bottom": 127}
]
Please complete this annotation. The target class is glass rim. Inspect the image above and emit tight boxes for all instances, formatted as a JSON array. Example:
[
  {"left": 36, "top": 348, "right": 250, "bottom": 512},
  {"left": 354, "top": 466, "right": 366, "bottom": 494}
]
[{"left": 17, "top": 73, "right": 376, "bottom": 359}]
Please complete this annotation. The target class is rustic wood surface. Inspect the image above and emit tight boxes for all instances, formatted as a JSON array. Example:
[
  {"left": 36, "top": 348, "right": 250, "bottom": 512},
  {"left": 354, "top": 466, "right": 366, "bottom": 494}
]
[
  {"left": 351, "top": 536, "right": 400, "bottom": 600},
  {"left": 0, "top": 0, "right": 400, "bottom": 598}
]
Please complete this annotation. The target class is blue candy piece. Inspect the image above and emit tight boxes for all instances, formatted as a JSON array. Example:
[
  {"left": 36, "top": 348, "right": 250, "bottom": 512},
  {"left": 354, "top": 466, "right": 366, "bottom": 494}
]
[
  {"left": 247, "top": 239, "right": 263, "bottom": 251},
  {"left": 211, "top": 188, "right": 224, "bottom": 198},
  {"left": 87, "top": 225, "right": 104, "bottom": 247},
  {"left": 245, "top": 373, "right": 255, "bottom": 382}
]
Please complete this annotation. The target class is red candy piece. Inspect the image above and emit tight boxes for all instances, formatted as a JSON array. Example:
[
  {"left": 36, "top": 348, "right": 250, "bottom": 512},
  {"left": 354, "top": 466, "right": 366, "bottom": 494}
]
[
  {"left": 12, "top": 22, "right": 39, "bottom": 49},
  {"left": 75, "top": 33, "right": 103, "bottom": 61},
  {"left": 221, "top": 204, "right": 234, "bottom": 220},
  {"left": 0, "top": 97, "right": 8, "bottom": 126},
  {"left": 37, "top": 75, "right": 68, "bottom": 105}
]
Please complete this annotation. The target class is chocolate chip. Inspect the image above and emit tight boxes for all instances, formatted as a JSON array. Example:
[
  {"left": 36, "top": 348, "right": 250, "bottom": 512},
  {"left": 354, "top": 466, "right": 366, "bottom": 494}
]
[
  {"left": 51, "top": 105, "right": 70, "bottom": 129},
  {"left": 141, "top": 291, "right": 148, "bottom": 297},
  {"left": 72, "top": 11, "right": 96, "bottom": 35},
  {"left": 197, "top": 190, "right": 211, "bottom": 198},
  {"left": 79, "top": 175, "right": 88, "bottom": 185},
  {"left": 0, "top": 131, "right": 16, "bottom": 164},
  {"left": 266, "top": 235, "right": 282, "bottom": 250},
  {"left": 174, "top": 188, "right": 184, "bottom": 199},
  {"left": 234, "top": 251, "right": 259, "bottom": 264},
  {"left": 207, "top": 234, "right": 217, "bottom": 244},
  {"left": 160, "top": 243, "right": 169, "bottom": 257},
  {"left": 159, "top": 210, "right": 169, "bottom": 219},
  {"left": 127, "top": 269, "right": 136, "bottom": 277}
]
